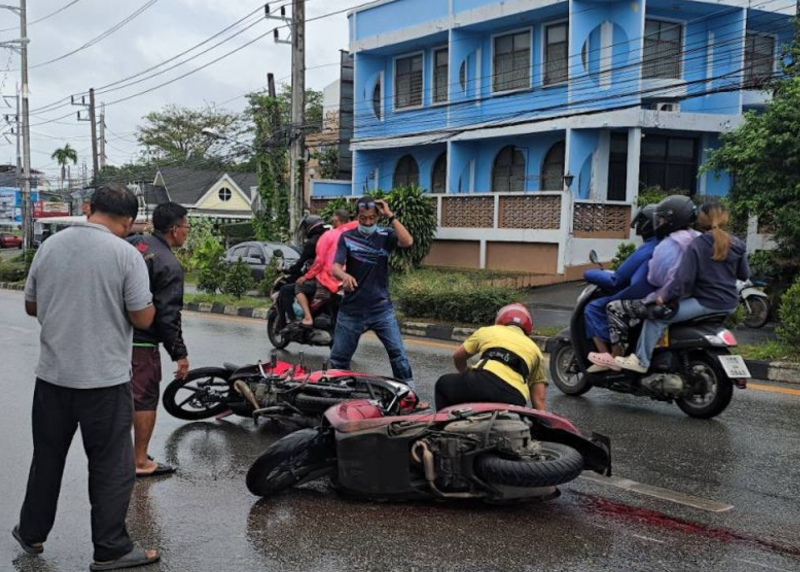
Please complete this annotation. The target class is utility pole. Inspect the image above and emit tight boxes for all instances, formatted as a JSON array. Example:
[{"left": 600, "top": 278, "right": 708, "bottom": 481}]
[
  {"left": 98, "top": 103, "right": 106, "bottom": 169},
  {"left": 19, "top": 0, "right": 32, "bottom": 251},
  {"left": 72, "top": 88, "right": 99, "bottom": 186},
  {"left": 266, "top": 1, "right": 305, "bottom": 242}
]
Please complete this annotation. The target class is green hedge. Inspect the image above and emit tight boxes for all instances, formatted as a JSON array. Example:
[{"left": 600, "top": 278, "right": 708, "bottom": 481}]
[
  {"left": 0, "top": 261, "right": 28, "bottom": 283},
  {"left": 393, "top": 270, "right": 523, "bottom": 324}
]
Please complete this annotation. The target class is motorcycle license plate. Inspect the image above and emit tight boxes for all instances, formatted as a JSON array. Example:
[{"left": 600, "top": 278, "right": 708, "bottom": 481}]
[{"left": 718, "top": 355, "right": 752, "bottom": 379}]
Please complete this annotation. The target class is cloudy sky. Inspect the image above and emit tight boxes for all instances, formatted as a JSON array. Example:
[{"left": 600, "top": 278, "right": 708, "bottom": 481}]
[{"left": 0, "top": 0, "right": 356, "bottom": 180}]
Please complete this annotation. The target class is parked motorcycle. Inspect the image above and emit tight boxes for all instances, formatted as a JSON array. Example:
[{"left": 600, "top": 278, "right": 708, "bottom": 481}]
[
  {"left": 737, "top": 279, "right": 771, "bottom": 329},
  {"left": 266, "top": 274, "right": 340, "bottom": 349},
  {"left": 163, "top": 353, "right": 421, "bottom": 428},
  {"left": 547, "top": 250, "right": 750, "bottom": 419},
  {"left": 246, "top": 399, "right": 611, "bottom": 503}
]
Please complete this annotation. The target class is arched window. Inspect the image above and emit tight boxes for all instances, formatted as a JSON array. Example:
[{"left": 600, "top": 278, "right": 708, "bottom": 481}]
[
  {"left": 431, "top": 153, "right": 447, "bottom": 193},
  {"left": 492, "top": 146, "right": 526, "bottom": 193},
  {"left": 393, "top": 154, "right": 419, "bottom": 189},
  {"left": 541, "top": 141, "right": 566, "bottom": 191},
  {"left": 372, "top": 80, "right": 382, "bottom": 119}
]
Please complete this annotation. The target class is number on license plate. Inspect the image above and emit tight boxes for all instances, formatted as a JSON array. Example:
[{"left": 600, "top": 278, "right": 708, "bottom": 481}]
[{"left": 718, "top": 355, "right": 752, "bottom": 379}]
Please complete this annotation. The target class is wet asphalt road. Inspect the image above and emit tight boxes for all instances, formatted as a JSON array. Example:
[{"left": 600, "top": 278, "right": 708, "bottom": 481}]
[{"left": 2, "top": 289, "right": 800, "bottom": 572}]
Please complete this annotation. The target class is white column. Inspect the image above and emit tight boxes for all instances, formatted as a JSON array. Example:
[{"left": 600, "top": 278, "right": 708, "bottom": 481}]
[
  {"left": 479, "top": 240, "right": 487, "bottom": 269},
  {"left": 595, "top": 130, "right": 611, "bottom": 201},
  {"left": 626, "top": 127, "right": 641, "bottom": 204}
]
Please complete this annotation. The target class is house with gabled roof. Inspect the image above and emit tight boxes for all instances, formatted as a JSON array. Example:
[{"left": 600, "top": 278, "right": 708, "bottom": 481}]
[{"left": 153, "top": 167, "right": 259, "bottom": 221}]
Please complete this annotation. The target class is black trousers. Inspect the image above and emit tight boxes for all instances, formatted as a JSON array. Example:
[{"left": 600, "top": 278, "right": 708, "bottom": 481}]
[
  {"left": 278, "top": 282, "right": 297, "bottom": 323},
  {"left": 18, "top": 379, "right": 136, "bottom": 562},
  {"left": 435, "top": 369, "right": 526, "bottom": 410}
]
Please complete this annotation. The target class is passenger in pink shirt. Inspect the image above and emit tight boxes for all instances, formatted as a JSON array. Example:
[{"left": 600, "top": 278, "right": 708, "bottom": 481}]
[{"left": 295, "top": 209, "right": 357, "bottom": 326}]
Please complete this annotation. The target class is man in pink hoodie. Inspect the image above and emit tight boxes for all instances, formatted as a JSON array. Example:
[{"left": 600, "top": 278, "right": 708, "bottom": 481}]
[{"left": 295, "top": 209, "right": 358, "bottom": 326}]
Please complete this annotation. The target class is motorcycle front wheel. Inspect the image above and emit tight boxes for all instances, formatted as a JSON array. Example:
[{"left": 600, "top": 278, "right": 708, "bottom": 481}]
[
  {"left": 476, "top": 442, "right": 584, "bottom": 487},
  {"left": 246, "top": 428, "right": 335, "bottom": 497},
  {"left": 675, "top": 355, "right": 733, "bottom": 419},
  {"left": 549, "top": 341, "right": 592, "bottom": 396},
  {"left": 741, "top": 296, "right": 770, "bottom": 329},
  {"left": 162, "top": 367, "right": 233, "bottom": 420},
  {"left": 267, "top": 308, "right": 290, "bottom": 350}
]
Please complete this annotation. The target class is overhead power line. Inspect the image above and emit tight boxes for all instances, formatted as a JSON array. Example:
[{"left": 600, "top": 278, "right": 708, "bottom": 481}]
[{"left": 0, "top": 0, "right": 86, "bottom": 33}]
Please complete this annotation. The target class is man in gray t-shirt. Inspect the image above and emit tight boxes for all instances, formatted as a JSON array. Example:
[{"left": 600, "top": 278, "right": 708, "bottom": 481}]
[{"left": 13, "top": 185, "right": 161, "bottom": 571}]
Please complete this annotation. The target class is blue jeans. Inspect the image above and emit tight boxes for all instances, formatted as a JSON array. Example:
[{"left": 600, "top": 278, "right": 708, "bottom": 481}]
[
  {"left": 330, "top": 306, "right": 415, "bottom": 388},
  {"left": 635, "top": 298, "right": 734, "bottom": 368}
]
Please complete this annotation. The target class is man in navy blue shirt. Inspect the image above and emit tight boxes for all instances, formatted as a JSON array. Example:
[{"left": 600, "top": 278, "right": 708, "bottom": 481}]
[{"left": 331, "top": 197, "right": 415, "bottom": 388}]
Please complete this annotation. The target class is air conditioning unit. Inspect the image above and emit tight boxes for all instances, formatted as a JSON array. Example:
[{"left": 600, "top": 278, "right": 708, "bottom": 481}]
[{"left": 653, "top": 102, "right": 680, "bottom": 112}]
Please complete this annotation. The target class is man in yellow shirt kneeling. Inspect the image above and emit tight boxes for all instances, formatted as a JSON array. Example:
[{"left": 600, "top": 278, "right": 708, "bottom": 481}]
[{"left": 434, "top": 303, "right": 547, "bottom": 411}]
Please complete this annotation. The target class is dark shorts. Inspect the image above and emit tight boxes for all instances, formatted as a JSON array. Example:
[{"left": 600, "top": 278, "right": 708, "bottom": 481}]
[
  {"left": 295, "top": 279, "right": 330, "bottom": 301},
  {"left": 131, "top": 346, "right": 162, "bottom": 411}
]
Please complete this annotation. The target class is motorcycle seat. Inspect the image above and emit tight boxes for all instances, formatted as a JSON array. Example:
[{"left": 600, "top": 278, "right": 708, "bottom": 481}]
[
  {"left": 681, "top": 312, "right": 730, "bottom": 326},
  {"left": 223, "top": 362, "right": 240, "bottom": 371}
]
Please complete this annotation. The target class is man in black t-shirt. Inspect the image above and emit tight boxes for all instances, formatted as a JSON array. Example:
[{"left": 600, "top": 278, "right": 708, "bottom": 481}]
[{"left": 331, "top": 197, "right": 415, "bottom": 387}]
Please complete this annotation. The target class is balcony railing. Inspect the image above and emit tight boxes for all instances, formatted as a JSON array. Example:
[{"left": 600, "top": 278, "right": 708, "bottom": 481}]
[{"left": 572, "top": 202, "right": 631, "bottom": 238}]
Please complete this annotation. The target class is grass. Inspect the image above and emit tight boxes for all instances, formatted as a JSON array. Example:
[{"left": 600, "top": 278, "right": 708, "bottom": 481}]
[
  {"left": 736, "top": 340, "right": 799, "bottom": 362},
  {"left": 185, "top": 292, "right": 271, "bottom": 309}
]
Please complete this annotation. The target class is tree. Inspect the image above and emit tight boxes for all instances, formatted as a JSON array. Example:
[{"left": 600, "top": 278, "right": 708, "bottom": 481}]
[
  {"left": 703, "top": 76, "right": 800, "bottom": 274},
  {"left": 277, "top": 84, "right": 324, "bottom": 135},
  {"left": 136, "top": 104, "right": 243, "bottom": 164},
  {"left": 50, "top": 144, "right": 78, "bottom": 191}
]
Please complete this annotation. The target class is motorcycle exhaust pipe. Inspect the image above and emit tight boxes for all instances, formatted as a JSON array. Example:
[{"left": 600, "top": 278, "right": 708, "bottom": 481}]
[{"left": 233, "top": 380, "right": 261, "bottom": 411}]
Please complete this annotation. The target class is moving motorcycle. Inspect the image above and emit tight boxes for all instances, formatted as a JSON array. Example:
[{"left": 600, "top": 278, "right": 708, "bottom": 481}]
[
  {"left": 737, "top": 279, "right": 771, "bottom": 329},
  {"left": 266, "top": 274, "right": 340, "bottom": 349},
  {"left": 163, "top": 354, "right": 421, "bottom": 428},
  {"left": 547, "top": 251, "right": 750, "bottom": 419},
  {"left": 246, "top": 399, "right": 611, "bottom": 503}
]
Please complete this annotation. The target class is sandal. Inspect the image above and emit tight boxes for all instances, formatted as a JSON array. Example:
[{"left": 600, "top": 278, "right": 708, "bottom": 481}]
[
  {"left": 588, "top": 352, "right": 623, "bottom": 371},
  {"left": 136, "top": 462, "right": 176, "bottom": 478},
  {"left": 90, "top": 546, "right": 160, "bottom": 571}
]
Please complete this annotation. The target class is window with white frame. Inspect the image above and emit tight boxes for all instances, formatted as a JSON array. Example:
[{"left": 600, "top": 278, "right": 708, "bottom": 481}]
[
  {"left": 218, "top": 187, "right": 232, "bottom": 202},
  {"left": 395, "top": 54, "right": 423, "bottom": 109},
  {"left": 433, "top": 48, "right": 449, "bottom": 103},
  {"left": 493, "top": 31, "right": 531, "bottom": 92},
  {"left": 744, "top": 32, "right": 775, "bottom": 87},
  {"left": 544, "top": 23, "right": 569, "bottom": 85},
  {"left": 642, "top": 19, "right": 683, "bottom": 79}
]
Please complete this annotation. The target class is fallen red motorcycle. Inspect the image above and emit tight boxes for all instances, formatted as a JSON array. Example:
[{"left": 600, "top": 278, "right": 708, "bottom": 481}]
[
  {"left": 163, "top": 354, "right": 421, "bottom": 428},
  {"left": 247, "top": 399, "right": 611, "bottom": 503}
]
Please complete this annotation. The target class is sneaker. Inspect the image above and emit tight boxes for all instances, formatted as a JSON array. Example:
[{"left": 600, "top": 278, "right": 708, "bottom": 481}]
[
  {"left": 615, "top": 354, "right": 648, "bottom": 373},
  {"left": 588, "top": 352, "right": 622, "bottom": 371}
]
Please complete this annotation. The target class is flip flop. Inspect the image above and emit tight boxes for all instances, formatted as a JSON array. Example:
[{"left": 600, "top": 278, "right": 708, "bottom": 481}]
[
  {"left": 136, "top": 462, "right": 176, "bottom": 478},
  {"left": 12, "top": 525, "right": 43, "bottom": 555},
  {"left": 588, "top": 352, "right": 623, "bottom": 371},
  {"left": 90, "top": 546, "right": 160, "bottom": 571}
]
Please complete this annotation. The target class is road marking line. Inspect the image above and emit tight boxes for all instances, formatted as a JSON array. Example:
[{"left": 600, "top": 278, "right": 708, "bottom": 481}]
[
  {"left": 748, "top": 383, "right": 800, "bottom": 396},
  {"left": 632, "top": 534, "right": 666, "bottom": 544},
  {"left": 580, "top": 473, "right": 734, "bottom": 513}
]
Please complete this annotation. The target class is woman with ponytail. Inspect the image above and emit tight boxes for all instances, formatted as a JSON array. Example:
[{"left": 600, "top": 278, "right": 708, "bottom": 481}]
[{"left": 615, "top": 201, "right": 751, "bottom": 374}]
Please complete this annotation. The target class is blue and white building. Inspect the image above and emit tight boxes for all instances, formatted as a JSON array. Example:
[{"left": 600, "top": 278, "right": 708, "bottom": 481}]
[{"left": 311, "top": 0, "right": 795, "bottom": 279}]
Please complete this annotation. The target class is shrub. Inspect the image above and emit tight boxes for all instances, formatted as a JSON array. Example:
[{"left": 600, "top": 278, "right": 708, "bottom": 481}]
[
  {"left": 0, "top": 261, "right": 26, "bottom": 282},
  {"left": 257, "top": 256, "right": 283, "bottom": 296},
  {"left": 318, "top": 196, "right": 354, "bottom": 224},
  {"left": 222, "top": 258, "right": 256, "bottom": 299},
  {"left": 748, "top": 250, "right": 780, "bottom": 280},
  {"left": 394, "top": 271, "right": 522, "bottom": 324},
  {"left": 777, "top": 276, "right": 800, "bottom": 350},
  {"left": 610, "top": 242, "right": 637, "bottom": 270},
  {"left": 636, "top": 186, "right": 689, "bottom": 206},
  {"left": 386, "top": 186, "right": 437, "bottom": 273},
  {"left": 197, "top": 257, "right": 227, "bottom": 294}
]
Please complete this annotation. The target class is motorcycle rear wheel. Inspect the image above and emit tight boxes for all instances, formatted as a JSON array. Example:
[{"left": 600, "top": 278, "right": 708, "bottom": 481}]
[
  {"left": 476, "top": 442, "right": 584, "bottom": 488},
  {"left": 741, "top": 296, "right": 770, "bottom": 329},
  {"left": 549, "top": 342, "right": 592, "bottom": 396},
  {"left": 162, "top": 367, "right": 233, "bottom": 420},
  {"left": 246, "top": 428, "right": 335, "bottom": 497},
  {"left": 267, "top": 309, "right": 290, "bottom": 350},
  {"left": 675, "top": 355, "right": 733, "bottom": 419}
]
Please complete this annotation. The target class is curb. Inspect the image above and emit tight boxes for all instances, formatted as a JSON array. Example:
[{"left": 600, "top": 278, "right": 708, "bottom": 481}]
[{"left": 5, "top": 288, "right": 797, "bottom": 385}]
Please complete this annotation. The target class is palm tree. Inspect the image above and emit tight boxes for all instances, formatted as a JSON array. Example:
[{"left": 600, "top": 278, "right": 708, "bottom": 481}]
[{"left": 50, "top": 144, "right": 78, "bottom": 191}]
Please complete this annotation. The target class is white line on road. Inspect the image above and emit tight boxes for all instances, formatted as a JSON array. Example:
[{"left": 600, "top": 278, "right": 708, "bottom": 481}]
[
  {"left": 580, "top": 473, "right": 734, "bottom": 513},
  {"left": 631, "top": 534, "right": 666, "bottom": 544},
  {"left": 734, "top": 558, "right": 796, "bottom": 572}
]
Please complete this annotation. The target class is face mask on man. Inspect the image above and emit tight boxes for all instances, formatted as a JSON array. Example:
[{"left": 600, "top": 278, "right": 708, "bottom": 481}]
[{"left": 358, "top": 224, "right": 377, "bottom": 236}]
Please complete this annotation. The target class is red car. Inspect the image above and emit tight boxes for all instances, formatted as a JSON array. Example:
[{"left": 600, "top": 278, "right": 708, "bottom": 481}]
[{"left": 0, "top": 233, "right": 21, "bottom": 248}]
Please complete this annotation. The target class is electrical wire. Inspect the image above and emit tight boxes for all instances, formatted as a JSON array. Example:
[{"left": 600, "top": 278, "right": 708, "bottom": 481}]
[{"left": 0, "top": 0, "right": 86, "bottom": 33}]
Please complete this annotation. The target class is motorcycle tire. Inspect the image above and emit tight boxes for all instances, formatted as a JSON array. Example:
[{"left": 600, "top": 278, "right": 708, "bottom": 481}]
[
  {"left": 246, "top": 428, "right": 335, "bottom": 497},
  {"left": 476, "top": 441, "right": 584, "bottom": 488},
  {"left": 549, "top": 342, "right": 593, "bottom": 396},
  {"left": 267, "top": 309, "right": 290, "bottom": 350},
  {"left": 742, "top": 296, "right": 770, "bottom": 329},
  {"left": 162, "top": 367, "right": 233, "bottom": 420},
  {"left": 675, "top": 354, "right": 733, "bottom": 419},
  {"left": 294, "top": 393, "right": 345, "bottom": 413}
]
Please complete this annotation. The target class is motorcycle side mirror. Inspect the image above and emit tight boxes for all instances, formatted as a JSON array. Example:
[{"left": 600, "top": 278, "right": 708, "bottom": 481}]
[
  {"left": 273, "top": 249, "right": 284, "bottom": 258},
  {"left": 270, "top": 350, "right": 277, "bottom": 369},
  {"left": 589, "top": 250, "right": 599, "bottom": 265}
]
